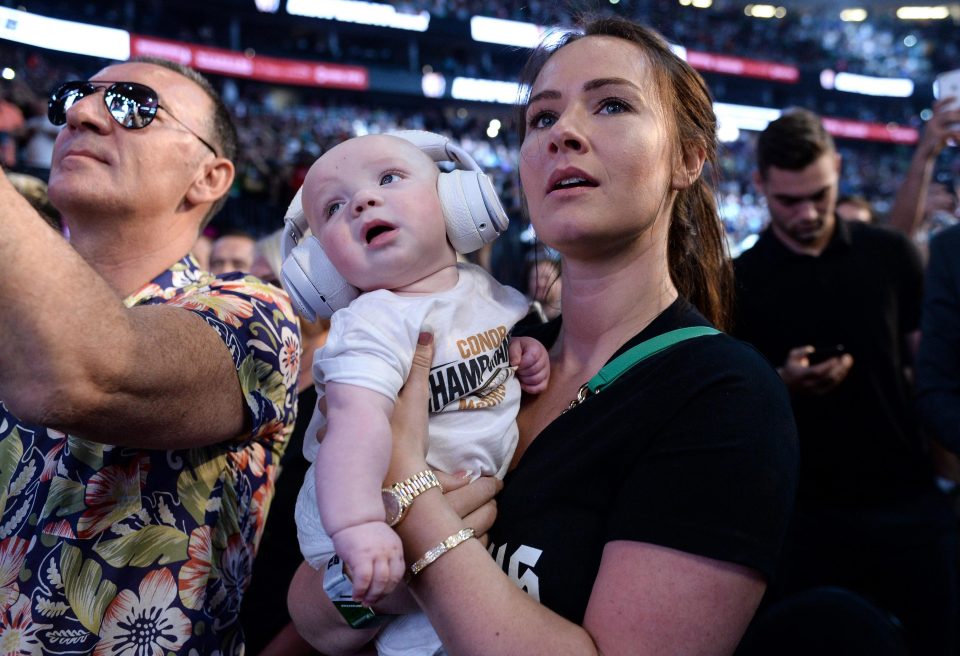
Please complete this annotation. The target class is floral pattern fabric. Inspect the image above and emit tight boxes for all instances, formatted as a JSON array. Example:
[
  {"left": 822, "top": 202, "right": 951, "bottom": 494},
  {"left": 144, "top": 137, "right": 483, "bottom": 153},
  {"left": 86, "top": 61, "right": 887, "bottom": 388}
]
[{"left": 0, "top": 256, "right": 300, "bottom": 655}]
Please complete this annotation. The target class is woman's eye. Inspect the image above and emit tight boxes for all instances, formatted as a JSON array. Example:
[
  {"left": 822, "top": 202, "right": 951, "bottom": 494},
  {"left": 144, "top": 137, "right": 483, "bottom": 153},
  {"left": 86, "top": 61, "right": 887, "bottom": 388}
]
[
  {"left": 327, "top": 201, "right": 343, "bottom": 217},
  {"left": 599, "top": 99, "right": 629, "bottom": 114},
  {"left": 380, "top": 173, "right": 398, "bottom": 185},
  {"left": 528, "top": 111, "right": 557, "bottom": 129}
]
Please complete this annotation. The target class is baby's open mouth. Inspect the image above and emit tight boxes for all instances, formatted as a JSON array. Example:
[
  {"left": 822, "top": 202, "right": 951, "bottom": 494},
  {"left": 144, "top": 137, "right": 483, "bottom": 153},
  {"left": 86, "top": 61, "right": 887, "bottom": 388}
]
[{"left": 365, "top": 225, "right": 394, "bottom": 244}]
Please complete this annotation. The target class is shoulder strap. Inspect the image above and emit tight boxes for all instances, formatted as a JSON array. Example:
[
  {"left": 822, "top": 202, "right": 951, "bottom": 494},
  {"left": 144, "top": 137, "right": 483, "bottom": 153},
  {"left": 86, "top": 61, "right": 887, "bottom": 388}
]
[{"left": 586, "top": 326, "right": 721, "bottom": 395}]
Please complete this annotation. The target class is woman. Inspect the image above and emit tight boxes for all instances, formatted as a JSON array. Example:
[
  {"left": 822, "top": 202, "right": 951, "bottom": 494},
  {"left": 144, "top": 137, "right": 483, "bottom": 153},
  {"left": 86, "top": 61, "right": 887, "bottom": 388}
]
[{"left": 291, "top": 17, "right": 797, "bottom": 655}]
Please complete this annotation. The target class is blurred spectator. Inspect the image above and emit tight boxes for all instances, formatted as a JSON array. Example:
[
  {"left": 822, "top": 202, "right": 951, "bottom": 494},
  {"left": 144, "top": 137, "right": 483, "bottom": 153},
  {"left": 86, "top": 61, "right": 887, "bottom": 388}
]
[
  {"left": 526, "top": 254, "right": 561, "bottom": 322},
  {"left": 250, "top": 227, "right": 285, "bottom": 285},
  {"left": 192, "top": 230, "right": 214, "bottom": 270},
  {"left": 925, "top": 174, "right": 960, "bottom": 233},
  {"left": 886, "top": 97, "right": 960, "bottom": 238},
  {"left": 241, "top": 227, "right": 327, "bottom": 656},
  {"left": 834, "top": 195, "right": 873, "bottom": 223},
  {"left": 0, "top": 83, "right": 24, "bottom": 168},
  {"left": 5, "top": 171, "right": 61, "bottom": 232},
  {"left": 917, "top": 222, "right": 960, "bottom": 475},
  {"left": 209, "top": 228, "right": 257, "bottom": 274},
  {"left": 19, "top": 98, "right": 59, "bottom": 181},
  {"left": 733, "top": 108, "right": 958, "bottom": 655}
]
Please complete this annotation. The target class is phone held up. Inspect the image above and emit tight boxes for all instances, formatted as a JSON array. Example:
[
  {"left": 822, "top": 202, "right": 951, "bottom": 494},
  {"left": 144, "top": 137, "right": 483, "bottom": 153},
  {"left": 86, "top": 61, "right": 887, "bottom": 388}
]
[
  {"left": 935, "top": 68, "right": 960, "bottom": 142},
  {"left": 936, "top": 68, "right": 960, "bottom": 112},
  {"left": 808, "top": 344, "right": 847, "bottom": 365}
]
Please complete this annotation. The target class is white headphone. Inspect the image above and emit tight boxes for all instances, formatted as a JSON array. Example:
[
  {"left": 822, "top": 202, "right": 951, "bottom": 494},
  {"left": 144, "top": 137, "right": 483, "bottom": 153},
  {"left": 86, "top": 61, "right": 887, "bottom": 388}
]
[{"left": 280, "top": 130, "right": 510, "bottom": 322}]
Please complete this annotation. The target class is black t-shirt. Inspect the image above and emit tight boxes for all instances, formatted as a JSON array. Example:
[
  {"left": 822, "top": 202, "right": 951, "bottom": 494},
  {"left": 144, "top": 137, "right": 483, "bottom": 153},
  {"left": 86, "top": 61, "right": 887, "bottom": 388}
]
[
  {"left": 733, "top": 219, "right": 932, "bottom": 506},
  {"left": 490, "top": 299, "right": 798, "bottom": 624}
]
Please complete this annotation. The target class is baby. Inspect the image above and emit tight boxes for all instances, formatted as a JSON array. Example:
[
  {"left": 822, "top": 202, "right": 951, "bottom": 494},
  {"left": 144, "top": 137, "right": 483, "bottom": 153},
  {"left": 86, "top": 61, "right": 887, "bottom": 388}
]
[{"left": 285, "top": 131, "right": 549, "bottom": 656}]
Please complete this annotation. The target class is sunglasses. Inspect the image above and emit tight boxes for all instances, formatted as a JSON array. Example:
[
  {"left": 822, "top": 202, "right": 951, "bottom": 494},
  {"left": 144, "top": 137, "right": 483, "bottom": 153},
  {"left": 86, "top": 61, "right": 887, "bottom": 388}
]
[{"left": 48, "top": 80, "right": 218, "bottom": 157}]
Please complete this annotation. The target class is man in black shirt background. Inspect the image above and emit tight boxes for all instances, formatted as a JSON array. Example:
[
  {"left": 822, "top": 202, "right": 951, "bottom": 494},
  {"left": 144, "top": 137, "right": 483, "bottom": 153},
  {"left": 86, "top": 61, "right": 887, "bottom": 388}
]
[{"left": 733, "top": 108, "right": 958, "bottom": 655}]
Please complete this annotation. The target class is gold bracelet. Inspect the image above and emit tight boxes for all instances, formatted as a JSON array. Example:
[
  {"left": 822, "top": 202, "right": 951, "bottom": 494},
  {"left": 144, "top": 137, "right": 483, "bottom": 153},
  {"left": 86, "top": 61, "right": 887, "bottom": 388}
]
[{"left": 409, "top": 528, "right": 476, "bottom": 577}]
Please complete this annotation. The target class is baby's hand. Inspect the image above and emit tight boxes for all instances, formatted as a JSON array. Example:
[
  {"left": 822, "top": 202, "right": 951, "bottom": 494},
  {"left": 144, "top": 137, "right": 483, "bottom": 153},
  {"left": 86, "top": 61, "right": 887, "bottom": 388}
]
[
  {"left": 510, "top": 336, "right": 550, "bottom": 394},
  {"left": 331, "top": 521, "right": 405, "bottom": 606}
]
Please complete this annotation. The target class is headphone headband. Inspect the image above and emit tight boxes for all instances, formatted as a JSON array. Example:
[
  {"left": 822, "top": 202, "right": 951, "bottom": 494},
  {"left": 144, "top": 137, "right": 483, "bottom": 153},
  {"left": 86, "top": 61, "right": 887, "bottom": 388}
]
[
  {"left": 281, "top": 187, "right": 306, "bottom": 262},
  {"left": 390, "top": 130, "right": 482, "bottom": 173}
]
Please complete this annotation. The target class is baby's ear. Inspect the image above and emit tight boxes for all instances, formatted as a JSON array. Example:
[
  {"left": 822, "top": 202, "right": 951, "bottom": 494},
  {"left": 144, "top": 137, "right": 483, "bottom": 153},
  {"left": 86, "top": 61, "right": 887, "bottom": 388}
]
[{"left": 671, "top": 144, "right": 706, "bottom": 191}]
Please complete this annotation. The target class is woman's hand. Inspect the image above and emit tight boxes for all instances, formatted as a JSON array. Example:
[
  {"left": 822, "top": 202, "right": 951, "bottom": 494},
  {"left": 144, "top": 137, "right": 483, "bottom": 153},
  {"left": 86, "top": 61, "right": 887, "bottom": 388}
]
[
  {"left": 386, "top": 332, "right": 434, "bottom": 482},
  {"left": 385, "top": 331, "right": 503, "bottom": 541},
  {"left": 436, "top": 471, "right": 502, "bottom": 546}
]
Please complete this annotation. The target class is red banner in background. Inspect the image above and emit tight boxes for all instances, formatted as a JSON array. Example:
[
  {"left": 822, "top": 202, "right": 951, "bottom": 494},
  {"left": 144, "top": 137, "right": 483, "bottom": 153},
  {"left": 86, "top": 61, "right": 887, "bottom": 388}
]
[
  {"left": 822, "top": 117, "right": 919, "bottom": 144},
  {"left": 130, "top": 35, "right": 369, "bottom": 90},
  {"left": 126, "top": 34, "right": 918, "bottom": 144},
  {"left": 686, "top": 51, "right": 800, "bottom": 83}
]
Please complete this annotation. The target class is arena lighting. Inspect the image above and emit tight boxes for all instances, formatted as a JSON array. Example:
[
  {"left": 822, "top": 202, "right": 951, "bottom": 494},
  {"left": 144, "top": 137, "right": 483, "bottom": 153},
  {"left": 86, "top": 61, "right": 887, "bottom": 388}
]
[
  {"left": 839, "top": 8, "right": 868, "bottom": 21},
  {"left": 286, "top": 0, "right": 430, "bottom": 31},
  {"left": 421, "top": 72, "right": 446, "bottom": 98},
  {"left": 717, "top": 122, "right": 741, "bottom": 142},
  {"left": 450, "top": 77, "right": 522, "bottom": 104},
  {"left": 470, "top": 16, "right": 569, "bottom": 48},
  {"left": 692, "top": 0, "right": 713, "bottom": 7},
  {"left": 896, "top": 6, "right": 949, "bottom": 19},
  {"left": 824, "top": 70, "right": 915, "bottom": 97},
  {"left": 1, "top": 68, "right": 14, "bottom": 80},
  {"left": 714, "top": 102, "right": 782, "bottom": 133},
  {"left": 255, "top": 0, "right": 281, "bottom": 12},
  {"left": 0, "top": 6, "right": 129, "bottom": 60},
  {"left": 745, "top": 4, "right": 780, "bottom": 18}
]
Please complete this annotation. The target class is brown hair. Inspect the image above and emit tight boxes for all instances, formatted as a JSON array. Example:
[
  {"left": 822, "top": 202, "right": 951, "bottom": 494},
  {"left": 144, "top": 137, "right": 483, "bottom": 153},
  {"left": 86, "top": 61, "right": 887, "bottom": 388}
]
[
  {"left": 756, "top": 107, "right": 835, "bottom": 179},
  {"left": 516, "top": 17, "right": 733, "bottom": 330},
  {"left": 128, "top": 56, "right": 238, "bottom": 227}
]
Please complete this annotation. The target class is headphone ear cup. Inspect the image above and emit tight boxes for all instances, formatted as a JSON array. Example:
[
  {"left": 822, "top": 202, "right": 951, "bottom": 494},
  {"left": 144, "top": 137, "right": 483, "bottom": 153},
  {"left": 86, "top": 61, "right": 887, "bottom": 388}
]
[
  {"left": 438, "top": 170, "right": 509, "bottom": 253},
  {"left": 280, "top": 237, "right": 359, "bottom": 321}
]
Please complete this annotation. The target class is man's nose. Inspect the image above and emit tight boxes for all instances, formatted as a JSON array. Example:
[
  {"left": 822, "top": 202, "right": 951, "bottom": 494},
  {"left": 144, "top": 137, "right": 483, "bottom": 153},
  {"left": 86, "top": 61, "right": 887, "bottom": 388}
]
[{"left": 795, "top": 200, "right": 819, "bottom": 220}]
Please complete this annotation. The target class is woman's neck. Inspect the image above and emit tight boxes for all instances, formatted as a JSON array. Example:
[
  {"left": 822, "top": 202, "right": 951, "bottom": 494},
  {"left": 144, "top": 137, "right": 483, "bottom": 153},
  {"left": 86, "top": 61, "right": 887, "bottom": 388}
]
[{"left": 556, "top": 248, "right": 678, "bottom": 369}]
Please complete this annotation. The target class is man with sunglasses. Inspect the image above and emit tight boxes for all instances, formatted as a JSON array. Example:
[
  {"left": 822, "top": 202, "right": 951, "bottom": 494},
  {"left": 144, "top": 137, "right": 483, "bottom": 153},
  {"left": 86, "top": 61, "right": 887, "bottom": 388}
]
[{"left": 0, "top": 58, "right": 300, "bottom": 655}]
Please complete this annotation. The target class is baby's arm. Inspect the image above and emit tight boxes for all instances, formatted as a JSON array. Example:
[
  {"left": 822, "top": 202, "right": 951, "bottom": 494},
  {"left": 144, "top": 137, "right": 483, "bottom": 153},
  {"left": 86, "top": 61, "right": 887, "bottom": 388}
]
[
  {"left": 509, "top": 336, "right": 550, "bottom": 394},
  {"left": 315, "top": 381, "right": 405, "bottom": 605}
]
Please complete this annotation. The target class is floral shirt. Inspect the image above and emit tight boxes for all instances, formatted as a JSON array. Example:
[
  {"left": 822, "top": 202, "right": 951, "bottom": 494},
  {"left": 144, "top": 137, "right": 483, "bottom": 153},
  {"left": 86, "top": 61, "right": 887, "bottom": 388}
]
[{"left": 0, "top": 256, "right": 300, "bottom": 655}]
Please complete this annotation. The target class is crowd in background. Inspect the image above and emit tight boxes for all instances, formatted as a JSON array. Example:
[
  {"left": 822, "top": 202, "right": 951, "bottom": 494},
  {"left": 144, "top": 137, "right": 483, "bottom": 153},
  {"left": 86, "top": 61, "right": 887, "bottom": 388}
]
[
  {"left": 23, "top": 0, "right": 956, "bottom": 80},
  {"left": 0, "top": 1, "right": 958, "bottom": 254}
]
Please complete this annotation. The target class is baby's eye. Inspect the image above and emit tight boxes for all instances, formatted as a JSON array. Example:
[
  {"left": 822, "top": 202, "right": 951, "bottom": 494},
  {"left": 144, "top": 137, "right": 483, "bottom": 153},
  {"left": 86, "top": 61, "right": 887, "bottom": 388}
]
[
  {"left": 528, "top": 111, "right": 557, "bottom": 130},
  {"left": 327, "top": 201, "right": 343, "bottom": 217},
  {"left": 380, "top": 173, "right": 399, "bottom": 185}
]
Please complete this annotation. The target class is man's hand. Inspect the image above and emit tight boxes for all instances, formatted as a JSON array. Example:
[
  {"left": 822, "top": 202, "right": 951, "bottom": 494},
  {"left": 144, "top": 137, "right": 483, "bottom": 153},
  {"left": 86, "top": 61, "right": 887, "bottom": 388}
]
[
  {"left": 331, "top": 521, "right": 406, "bottom": 607},
  {"left": 778, "top": 345, "right": 854, "bottom": 395}
]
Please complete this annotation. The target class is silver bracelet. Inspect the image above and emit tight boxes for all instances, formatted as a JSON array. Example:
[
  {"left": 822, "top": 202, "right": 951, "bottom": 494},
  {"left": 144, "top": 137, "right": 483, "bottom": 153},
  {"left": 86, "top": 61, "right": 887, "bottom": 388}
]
[{"left": 409, "top": 528, "right": 476, "bottom": 577}]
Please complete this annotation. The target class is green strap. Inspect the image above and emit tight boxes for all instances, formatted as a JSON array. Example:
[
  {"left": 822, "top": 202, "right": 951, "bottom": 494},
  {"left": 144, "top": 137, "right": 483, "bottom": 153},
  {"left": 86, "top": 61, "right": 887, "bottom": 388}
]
[{"left": 586, "top": 326, "right": 721, "bottom": 394}]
